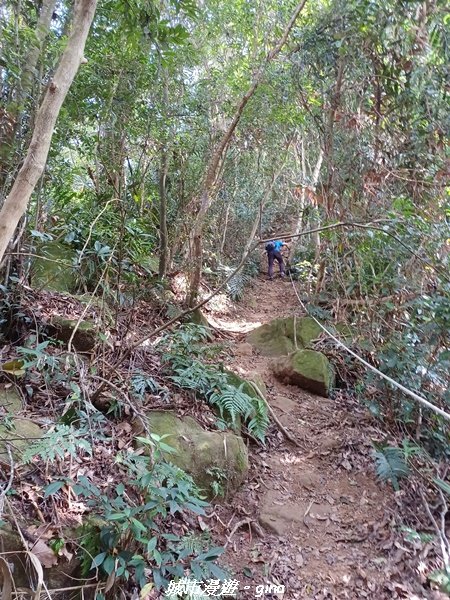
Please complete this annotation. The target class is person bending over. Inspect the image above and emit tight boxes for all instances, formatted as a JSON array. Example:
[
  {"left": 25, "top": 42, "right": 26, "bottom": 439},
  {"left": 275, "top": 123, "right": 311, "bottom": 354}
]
[{"left": 265, "top": 239, "right": 289, "bottom": 280}]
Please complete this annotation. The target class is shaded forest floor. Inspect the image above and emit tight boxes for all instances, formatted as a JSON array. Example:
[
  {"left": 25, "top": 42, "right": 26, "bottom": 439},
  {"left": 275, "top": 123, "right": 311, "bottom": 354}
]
[
  {"left": 1, "top": 273, "right": 445, "bottom": 599},
  {"left": 202, "top": 275, "right": 441, "bottom": 600}
]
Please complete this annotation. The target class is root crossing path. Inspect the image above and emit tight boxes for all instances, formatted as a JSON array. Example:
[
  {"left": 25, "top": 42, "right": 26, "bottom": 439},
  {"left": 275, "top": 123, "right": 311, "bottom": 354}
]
[{"left": 206, "top": 276, "right": 407, "bottom": 600}]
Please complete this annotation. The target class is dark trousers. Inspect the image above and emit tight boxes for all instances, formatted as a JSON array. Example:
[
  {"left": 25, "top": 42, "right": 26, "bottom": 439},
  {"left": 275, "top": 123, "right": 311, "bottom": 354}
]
[{"left": 268, "top": 250, "right": 284, "bottom": 278}]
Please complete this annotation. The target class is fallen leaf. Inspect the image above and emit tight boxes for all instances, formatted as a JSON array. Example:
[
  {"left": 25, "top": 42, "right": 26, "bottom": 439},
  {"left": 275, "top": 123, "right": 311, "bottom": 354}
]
[
  {"left": 1, "top": 359, "right": 25, "bottom": 376},
  {"left": 29, "top": 539, "right": 58, "bottom": 568}
]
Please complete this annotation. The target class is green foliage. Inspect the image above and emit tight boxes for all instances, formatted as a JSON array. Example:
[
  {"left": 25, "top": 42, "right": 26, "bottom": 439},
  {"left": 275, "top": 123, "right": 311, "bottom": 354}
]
[
  {"left": 73, "top": 435, "right": 226, "bottom": 590},
  {"left": 217, "top": 258, "right": 260, "bottom": 301},
  {"left": 22, "top": 424, "right": 92, "bottom": 464},
  {"left": 372, "top": 444, "right": 410, "bottom": 491},
  {"left": 159, "top": 325, "right": 269, "bottom": 442}
]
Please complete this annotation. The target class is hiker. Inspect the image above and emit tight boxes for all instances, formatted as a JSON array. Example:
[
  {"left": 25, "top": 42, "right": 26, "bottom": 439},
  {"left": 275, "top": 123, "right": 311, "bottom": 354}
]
[{"left": 265, "top": 239, "right": 289, "bottom": 280}]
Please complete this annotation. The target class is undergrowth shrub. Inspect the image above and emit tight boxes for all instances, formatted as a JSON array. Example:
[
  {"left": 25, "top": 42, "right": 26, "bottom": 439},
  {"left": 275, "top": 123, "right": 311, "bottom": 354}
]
[
  {"left": 158, "top": 324, "right": 269, "bottom": 442},
  {"left": 216, "top": 255, "right": 260, "bottom": 301},
  {"left": 76, "top": 435, "right": 226, "bottom": 591}
]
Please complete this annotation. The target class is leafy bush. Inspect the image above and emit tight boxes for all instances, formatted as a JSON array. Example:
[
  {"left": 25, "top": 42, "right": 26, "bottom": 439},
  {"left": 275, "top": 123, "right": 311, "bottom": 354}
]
[
  {"left": 159, "top": 325, "right": 269, "bottom": 442},
  {"left": 44, "top": 434, "right": 228, "bottom": 592}
]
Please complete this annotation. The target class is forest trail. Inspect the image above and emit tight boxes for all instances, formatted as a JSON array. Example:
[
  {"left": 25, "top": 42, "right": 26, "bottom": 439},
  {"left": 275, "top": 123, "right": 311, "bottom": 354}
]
[{"left": 206, "top": 275, "right": 397, "bottom": 600}]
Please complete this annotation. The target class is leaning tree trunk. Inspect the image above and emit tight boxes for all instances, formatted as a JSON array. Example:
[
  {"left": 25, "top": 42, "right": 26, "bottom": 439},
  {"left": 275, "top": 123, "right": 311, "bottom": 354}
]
[
  {"left": 186, "top": 0, "right": 308, "bottom": 307},
  {"left": 0, "top": 0, "right": 97, "bottom": 265}
]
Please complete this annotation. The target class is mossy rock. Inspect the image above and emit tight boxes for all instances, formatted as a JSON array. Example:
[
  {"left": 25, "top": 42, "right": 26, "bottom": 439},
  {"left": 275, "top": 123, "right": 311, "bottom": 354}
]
[
  {"left": 0, "top": 385, "right": 22, "bottom": 414},
  {"left": 225, "top": 370, "right": 266, "bottom": 400},
  {"left": 0, "top": 418, "right": 43, "bottom": 464},
  {"left": 49, "top": 316, "right": 98, "bottom": 352},
  {"left": 186, "top": 309, "right": 214, "bottom": 340},
  {"left": 271, "top": 349, "right": 335, "bottom": 397},
  {"left": 136, "top": 411, "right": 248, "bottom": 499},
  {"left": 31, "top": 241, "right": 77, "bottom": 293},
  {"left": 247, "top": 316, "right": 322, "bottom": 357}
]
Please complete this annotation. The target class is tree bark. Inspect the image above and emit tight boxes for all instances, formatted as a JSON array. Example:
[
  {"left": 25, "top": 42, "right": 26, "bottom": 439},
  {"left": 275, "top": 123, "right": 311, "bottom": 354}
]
[
  {"left": 158, "top": 149, "right": 169, "bottom": 279},
  {"left": 0, "top": 0, "right": 97, "bottom": 265},
  {"left": 18, "top": 0, "right": 58, "bottom": 104},
  {"left": 0, "top": 0, "right": 57, "bottom": 192},
  {"left": 323, "top": 57, "right": 344, "bottom": 213},
  {"left": 158, "top": 70, "right": 170, "bottom": 279},
  {"left": 186, "top": 0, "right": 308, "bottom": 306}
]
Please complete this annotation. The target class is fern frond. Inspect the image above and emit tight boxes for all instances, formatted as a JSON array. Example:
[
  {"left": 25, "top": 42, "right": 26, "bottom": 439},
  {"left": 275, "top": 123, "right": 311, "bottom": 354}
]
[
  {"left": 373, "top": 445, "right": 409, "bottom": 491},
  {"left": 22, "top": 424, "right": 92, "bottom": 464},
  {"left": 247, "top": 398, "right": 269, "bottom": 442},
  {"left": 208, "top": 384, "right": 253, "bottom": 424}
]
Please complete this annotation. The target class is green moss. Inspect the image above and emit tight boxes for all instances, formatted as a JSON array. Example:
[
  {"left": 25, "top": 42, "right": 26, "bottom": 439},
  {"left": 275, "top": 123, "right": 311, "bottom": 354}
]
[
  {"left": 50, "top": 317, "right": 98, "bottom": 352},
  {"left": 0, "top": 418, "right": 42, "bottom": 463},
  {"left": 137, "top": 411, "right": 248, "bottom": 499},
  {"left": 0, "top": 385, "right": 22, "bottom": 414},
  {"left": 271, "top": 349, "right": 335, "bottom": 397},
  {"left": 247, "top": 316, "right": 322, "bottom": 357}
]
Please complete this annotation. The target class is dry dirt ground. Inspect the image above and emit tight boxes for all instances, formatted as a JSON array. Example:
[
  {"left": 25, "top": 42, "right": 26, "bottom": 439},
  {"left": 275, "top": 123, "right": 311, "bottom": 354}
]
[{"left": 202, "top": 275, "right": 427, "bottom": 600}]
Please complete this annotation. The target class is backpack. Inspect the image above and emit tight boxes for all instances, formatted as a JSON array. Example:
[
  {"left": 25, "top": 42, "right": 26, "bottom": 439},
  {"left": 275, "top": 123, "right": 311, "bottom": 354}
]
[{"left": 265, "top": 242, "right": 275, "bottom": 252}]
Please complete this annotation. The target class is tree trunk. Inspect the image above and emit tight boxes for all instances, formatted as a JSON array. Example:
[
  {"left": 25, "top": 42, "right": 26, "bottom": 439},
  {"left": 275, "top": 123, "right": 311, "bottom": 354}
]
[
  {"left": 0, "top": 0, "right": 57, "bottom": 192},
  {"left": 0, "top": 0, "right": 97, "bottom": 265},
  {"left": 323, "top": 57, "right": 345, "bottom": 213},
  {"left": 158, "top": 150, "right": 169, "bottom": 279},
  {"left": 18, "top": 0, "right": 58, "bottom": 104},
  {"left": 158, "top": 70, "right": 170, "bottom": 279},
  {"left": 186, "top": 0, "right": 308, "bottom": 306},
  {"left": 241, "top": 140, "right": 293, "bottom": 261}
]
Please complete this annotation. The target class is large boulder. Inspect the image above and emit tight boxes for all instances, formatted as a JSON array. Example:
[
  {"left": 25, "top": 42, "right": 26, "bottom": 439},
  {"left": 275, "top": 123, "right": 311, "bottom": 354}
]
[
  {"left": 225, "top": 370, "right": 267, "bottom": 400},
  {"left": 271, "top": 349, "right": 334, "bottom": 397},
  {"left": 247, "top": 316, "right": 322, "bottom": 357},
  {"left": 31, "top": 241, "right": 77, "bottom": 293},
  {"left": 136, "top": 411, "right": 248, "bottom": 499},
  {"left": 49, "top": 316, "right": 98, "bottom": 352}
]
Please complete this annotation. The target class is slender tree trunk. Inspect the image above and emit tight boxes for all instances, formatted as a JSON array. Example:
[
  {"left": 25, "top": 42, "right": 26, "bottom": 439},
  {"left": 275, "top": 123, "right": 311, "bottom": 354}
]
[
  {"left": 241, "top": 140, "right": 293, "bottom": 261},
  {"left": 159, "top": 70, "right": 170, "bottom": 279},
  {"left": 186, "top": 0, "right": 308, "bottom": 306},
  {"left": 0, "top": 0, "right": 97, "bottom": 265},
  {"left": 293, "top": 146, "right": 323, "bottom": 238},
  {"left": 158, "top": 150, "right": 169, "bottom": 279},
  {"left": 219, "top": 203, "right": 230, "bottom": 256},
  {"left": 18, "top": 0, "right": 58, "bottom": 104},
  {"left": 323, "top": 57, "right": 344, "bottom": 213},
  {"left": 0, "top": 0, "right": 57, "bottom": 192}
]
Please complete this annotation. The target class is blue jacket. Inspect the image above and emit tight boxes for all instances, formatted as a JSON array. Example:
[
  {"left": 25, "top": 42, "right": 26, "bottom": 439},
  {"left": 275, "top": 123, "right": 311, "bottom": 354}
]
[{"left": 273, "top": 240, "right": 284, "bottom": 252}]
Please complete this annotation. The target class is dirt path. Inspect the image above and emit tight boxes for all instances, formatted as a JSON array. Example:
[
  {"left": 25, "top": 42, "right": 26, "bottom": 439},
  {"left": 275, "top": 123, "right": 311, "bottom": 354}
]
[{"left": 206, "top": 276, "right": 398, "bottom": 599}]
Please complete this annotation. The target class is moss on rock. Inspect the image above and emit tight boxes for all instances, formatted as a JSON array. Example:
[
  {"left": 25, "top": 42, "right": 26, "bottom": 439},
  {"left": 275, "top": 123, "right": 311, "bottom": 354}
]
[
  {"left": 247, "top": 316, "right": 322, "bottom": 357},
  {"left": 271, "top": 349, "right": 335, "bottom": 397},
  {"left": 49, "top": 317, "right": 98, "bottom": 352},
  {"left": 0, "top": 385, "right": 22, "bottom": 414},
  {"left": 0, "top": 418, "right": 43, "bottom": 464},
  {"left": 136, "top": 410, "right": 248, "bottom": 499},
  {"left": 31, "top": 242, "right": 77, "bottom": 292}
]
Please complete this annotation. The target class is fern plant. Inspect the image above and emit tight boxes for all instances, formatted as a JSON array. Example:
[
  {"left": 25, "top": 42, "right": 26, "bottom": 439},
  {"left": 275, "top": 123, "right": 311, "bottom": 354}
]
[
  {"left": 159, "top": 325, "right": 269, "bottom": 442},
  {"left": 373, "top": 444, "right": 410, "bottom": 491},
  {"left": 22, "top": 424, "right": 92, "bottom": 464}
]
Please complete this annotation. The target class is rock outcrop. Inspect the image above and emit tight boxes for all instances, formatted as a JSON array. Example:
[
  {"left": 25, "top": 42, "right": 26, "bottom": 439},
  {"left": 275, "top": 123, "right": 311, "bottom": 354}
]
[
  {"left": 247, "top": 316, "right": 322, "bottom": 357},
  {"left": 49, "top": 316, "right": 98, "bottom": 352},
  {"left": 137, "top": 410, "right": 248, "bottom": 499},
  {"left": 271, "top": 349, "right": 335, "bottom": 397},
  {"left": 32, "top": 241, "right": 77, "bottom": 292}
]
